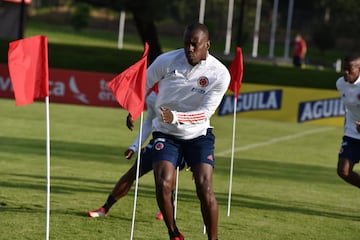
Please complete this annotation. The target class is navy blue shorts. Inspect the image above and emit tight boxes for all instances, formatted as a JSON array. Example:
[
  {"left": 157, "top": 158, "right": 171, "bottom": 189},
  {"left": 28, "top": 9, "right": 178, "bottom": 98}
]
[
  {"left": 140, "top": 139, "right": 185, "bottom": 171},
  {"left": 151, "top": 128, "right": 215, "bottom": 169},
  {"left": 339, "top": 136, "right": 360, "bottom": 163}
]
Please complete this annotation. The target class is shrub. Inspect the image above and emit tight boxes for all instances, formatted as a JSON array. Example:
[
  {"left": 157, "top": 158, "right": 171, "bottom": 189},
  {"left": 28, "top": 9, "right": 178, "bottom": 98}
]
[
  {"left": 71, "top": 3, "right": 91, "bottom": 31},
  {"left": 312, "top": 23, "right": 335, "bottom": 54}
]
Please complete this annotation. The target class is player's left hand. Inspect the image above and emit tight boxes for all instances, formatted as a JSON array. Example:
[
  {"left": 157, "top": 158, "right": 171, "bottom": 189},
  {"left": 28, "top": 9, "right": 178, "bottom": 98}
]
[
  {"left": 356, "top": 121, "right": 360, "bottom": 133},
  {"left": 160, "top": 106, "right": 173, "bottom": 124}
]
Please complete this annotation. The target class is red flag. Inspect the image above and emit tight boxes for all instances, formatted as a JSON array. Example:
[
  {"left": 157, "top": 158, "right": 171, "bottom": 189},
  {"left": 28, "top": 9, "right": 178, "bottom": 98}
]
[
  {"left": 228, "top": 47, "right": 244, "bottom": 99},
  {"left": 107, "top": 43, "right": 149, "bottom": 120},
  {"left": 8, "top": 35, "right": 49, "bottom": 106}
]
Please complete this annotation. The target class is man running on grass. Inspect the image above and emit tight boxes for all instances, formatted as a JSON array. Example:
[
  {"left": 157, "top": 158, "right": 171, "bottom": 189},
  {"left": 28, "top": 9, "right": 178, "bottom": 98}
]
[
  {"left": 336, "top": 55, "right": 360, "bottom": 188},
  {"left": 145, "top": 22, "right": 230, "bottom": 240}
]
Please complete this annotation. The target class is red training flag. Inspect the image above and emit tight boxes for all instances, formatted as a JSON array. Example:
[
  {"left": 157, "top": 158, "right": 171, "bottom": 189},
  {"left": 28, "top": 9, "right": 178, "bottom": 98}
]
[
  {"left": 8, "top": 35, "right": 49, "bottom": 106},
  {"left": 228, "top": 47, "right": 244, "bottom": 99},
  {"left": 107, "top": 43, "right": 149, "bottom": 120}
]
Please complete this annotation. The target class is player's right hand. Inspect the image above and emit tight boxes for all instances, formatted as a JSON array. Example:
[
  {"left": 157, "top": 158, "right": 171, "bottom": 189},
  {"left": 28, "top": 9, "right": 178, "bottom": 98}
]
[
  {"left": 126, "top": 113, "right": 134, "bottom": 131},
  {"left": 160, "top": 106, "right": 174, "bottom": 124},
  {"left": 124, "top": 149, "right": 134, "bottom": 159}
]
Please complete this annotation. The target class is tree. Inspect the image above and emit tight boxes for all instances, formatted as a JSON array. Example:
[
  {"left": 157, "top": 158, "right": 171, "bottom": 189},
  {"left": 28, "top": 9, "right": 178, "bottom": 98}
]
[
  {"left": 125, "top": 0, "right": 162, "bottom": 64},
  {"left": 75, "top": 0, "right": 164, "bottom": 64},
  {"left": 312, "top": 23, "right": 335, "bottom": 54}
]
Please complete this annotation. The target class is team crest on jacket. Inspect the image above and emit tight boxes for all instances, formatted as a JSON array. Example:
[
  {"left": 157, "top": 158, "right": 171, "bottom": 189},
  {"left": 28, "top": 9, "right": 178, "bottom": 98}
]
[{"left": 198, "top": 76, "right": 209, "bottom": 87}]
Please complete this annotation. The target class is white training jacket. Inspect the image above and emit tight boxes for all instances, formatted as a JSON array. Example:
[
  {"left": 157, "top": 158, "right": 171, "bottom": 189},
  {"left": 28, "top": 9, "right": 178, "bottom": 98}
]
[
  {"left": 146, "top": 48, "right": 230, "bottom": 140},
  {"left": 336, "top": 75, "right": 360, "bottom": 140}
]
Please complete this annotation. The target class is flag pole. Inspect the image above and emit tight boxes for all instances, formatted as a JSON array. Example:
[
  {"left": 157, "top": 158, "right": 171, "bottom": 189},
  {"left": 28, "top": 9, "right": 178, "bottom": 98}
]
[
  {"left": 45, "top": 96, "right": 51, "bottom": 240},
  {"left": 174, "top": 166, "right": 180, "bottom": 219},
  {"left": 226, "top": 47, "right": 243, "bottom": 217},
  {"left": 130, "top": 111, "right": 144, "bottom": 240},
  {"left": 227, "top": 92, "right": 237, "bottom": 217}
]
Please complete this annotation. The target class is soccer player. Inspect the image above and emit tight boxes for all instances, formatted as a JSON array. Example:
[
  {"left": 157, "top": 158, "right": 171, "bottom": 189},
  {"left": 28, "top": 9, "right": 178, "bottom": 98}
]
[
  {"left": 336, "top": 55, "right": 360, "bottom": 188},
  {"left": 145, "top": 23, "right": 230, "bottom": 240}
]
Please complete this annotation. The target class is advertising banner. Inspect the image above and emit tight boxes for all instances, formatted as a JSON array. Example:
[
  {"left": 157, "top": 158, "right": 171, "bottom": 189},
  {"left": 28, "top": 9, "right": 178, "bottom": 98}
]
[
  {"left": 0, "top": 64, "right": 119, "bottom": 108},
  {"left": 0, "top": 64, "right": 345, "bottom": 126},
  {"left": 219, "top": 83, "right": 344, "bottom": 126}
]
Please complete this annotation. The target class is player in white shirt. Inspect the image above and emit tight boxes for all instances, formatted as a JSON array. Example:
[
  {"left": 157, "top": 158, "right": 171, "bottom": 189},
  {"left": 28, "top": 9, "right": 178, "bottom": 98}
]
[
  {"left": 146, "top": 23, "right": 230, "bottom": 240},
  {"left": 336, "top": 55, "right": 360, "bottom": 188}
]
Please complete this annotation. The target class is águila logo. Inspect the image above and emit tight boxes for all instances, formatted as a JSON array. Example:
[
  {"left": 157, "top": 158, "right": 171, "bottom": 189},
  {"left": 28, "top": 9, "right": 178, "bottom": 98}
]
[
  {"left": 297, "top": 98, "right": 345, "bottom": 122},
  {"left": 218, "top": 89, "right": 282, "bottom": 115}
]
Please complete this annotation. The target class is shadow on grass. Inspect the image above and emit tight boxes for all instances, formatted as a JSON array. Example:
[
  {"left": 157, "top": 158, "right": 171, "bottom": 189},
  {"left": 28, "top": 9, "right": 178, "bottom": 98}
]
[
  {"left": 1, "top": 178, "right": 359, "bottom": 222},
  {"left": 0, "top": 136, "right": 125, "bottom": 163},
  {"left": 0, "top": 173, "right": 117, "bottom": 195},
  {"left": 215, "top": 156, "right": 340, "bottom": 185},
  {"left": 0, "top": 204, "right": 45, "bottom": 214},
  {"left": 2, "top": 139, "right": 357, "bottom": 222},
  {"left": 0, "top": 136, "right": 339, "bottom": 185},
  {"left": 173, "top": 188, "right": 360, "bottom": 222},
  {"left": 0, "top": 203, "right": 133, "bottom": 222},
  {"left": 219, "top": 192, "right": 360, "bottom": 221},
  {"left": 1, "top": 172, "right": 359, "bottom": 222}
]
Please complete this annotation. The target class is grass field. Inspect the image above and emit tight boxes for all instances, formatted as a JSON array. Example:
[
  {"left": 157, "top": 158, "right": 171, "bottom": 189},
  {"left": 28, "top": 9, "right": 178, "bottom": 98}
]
[
  {"left": 1, "top": 98, "right": 360, "bottom": 240},
  {"left": 0, "top": 16, "right": 358, "bottom": 239}
]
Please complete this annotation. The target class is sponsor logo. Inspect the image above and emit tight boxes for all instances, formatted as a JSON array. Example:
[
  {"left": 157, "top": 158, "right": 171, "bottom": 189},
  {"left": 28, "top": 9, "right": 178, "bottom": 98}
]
[
  {"left": 0, "top": 65, "right": 120, "bottom": 107},
  {"left": 49, "top": 76, "right": 89, "bottom": 103},
  {"left": 297, "top": 98, "right": 345, "bottom": 122},
  {"left": 0, "top": 74, "right": 68, "bottom": 97},
  {"left": 191, "top": 87, "right": 205, "bottom": 94},
  {"left": 218, "top": 90, "right": 282, "bottom": 115},
  {"left": 0, "top": 72, "right": 91, "bottom": 104},
  {"left": 191, "top": 76, "right": 209, "bottom": 94},
  {"left": 49, "top": 80, "right": 65, "bottom": 96},
  {"left": 154, "top": 138, "right": 165, "bottom": 143},
  {"left": 98, "top": 79, "right": 116, "bottom": 102},
  {"left": 0, "top": 75, "right": 13, "bottom": 92},
  {"left": 69, "top": 77, "right": 89, "bottom": 104}
]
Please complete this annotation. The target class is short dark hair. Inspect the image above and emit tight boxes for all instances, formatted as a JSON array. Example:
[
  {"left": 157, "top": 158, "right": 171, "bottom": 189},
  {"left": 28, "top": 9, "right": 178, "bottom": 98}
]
[
  {"left": 185, "top": 22, "right": 210, "bottom": 40},
  {"left": 343, "top": 54, "right": 360, "bottom": 64}
]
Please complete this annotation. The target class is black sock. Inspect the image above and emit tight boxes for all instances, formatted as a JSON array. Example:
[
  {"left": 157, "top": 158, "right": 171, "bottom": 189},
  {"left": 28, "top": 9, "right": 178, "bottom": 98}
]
[
  {"left": 102, "top": 195, "right": 117, "bottom": 212},
  {"left": 168, "top": 227, "right": 179, "bottom": 238}
]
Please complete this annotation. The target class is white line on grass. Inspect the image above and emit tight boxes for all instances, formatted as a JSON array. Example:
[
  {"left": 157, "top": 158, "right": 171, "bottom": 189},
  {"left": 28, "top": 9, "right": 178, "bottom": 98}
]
[{"left": 217, "top": 126, "right": 335, "bottom": 157}]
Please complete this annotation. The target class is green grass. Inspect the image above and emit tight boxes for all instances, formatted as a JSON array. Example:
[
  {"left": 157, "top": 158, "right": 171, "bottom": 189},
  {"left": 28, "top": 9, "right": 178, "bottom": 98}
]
[
  {"left": 0, "top": 11, "right": 357, "bottom": 240},
  {"left": 0, "top": 19, "right": 356, "bottom": 239},
  {"left": 1, "top": 98, "right": 360, "bottom": 239},
  {"left": 0, "top": 12, "right": 358, "bottom": 240}
]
